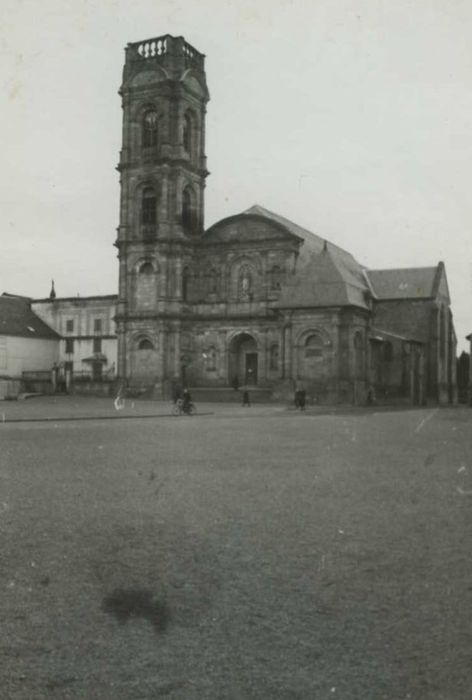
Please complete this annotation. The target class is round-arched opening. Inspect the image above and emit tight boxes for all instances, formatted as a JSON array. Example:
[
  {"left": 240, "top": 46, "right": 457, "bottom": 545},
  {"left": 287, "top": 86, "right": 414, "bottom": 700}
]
[
  {"left": 138, "top": 338, "right": 154, "bottom": 350},
  {"left": 142, "top": 110, "right": 159, "bottom": 148},
  {"left": 297, "top": 330, "right": 329, "bottom": 382},
  {"left": 141, "top": 187, "right": 157, "bottom": 225},
  {"left": 139, "top": 261, "right": 154, "bottom": 274},
  {"left": 228, "top": 332, "right": 258, "bottom": 386},
  {"left": 182, "top": 186, "right": 197, "bottom": 232}
]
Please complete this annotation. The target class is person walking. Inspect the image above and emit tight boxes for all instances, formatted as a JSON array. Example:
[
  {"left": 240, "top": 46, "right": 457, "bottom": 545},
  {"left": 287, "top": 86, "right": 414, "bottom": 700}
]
[
  {"left": 242, "top": 389, "right": 250, "bottom": 407},
  {"left": 182, "top": 387, "right": 192, "bottom": 414},
  {"left": 298, "top": 388, "right": 306, "bottom": 410}
]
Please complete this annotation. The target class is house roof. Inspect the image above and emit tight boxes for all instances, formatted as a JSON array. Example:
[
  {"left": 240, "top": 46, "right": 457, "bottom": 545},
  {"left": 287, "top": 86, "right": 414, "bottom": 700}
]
[
  {"left": 0, "top": 294, "right": 59, "bottom": 340},
  {"left": 366, "top": 267, "right": 438, "bottom": 300},
  {"left": 33, "top": 294, "right": 118, "bottom": 303},
  {"left": 370, "top": 327, "right": 424, "bottom": 343}
]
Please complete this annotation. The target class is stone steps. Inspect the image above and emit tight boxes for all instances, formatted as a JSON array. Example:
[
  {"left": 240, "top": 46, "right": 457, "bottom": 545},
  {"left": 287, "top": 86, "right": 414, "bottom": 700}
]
[{"left": 189, "top": 386, "right": 273, "bottom": 403}]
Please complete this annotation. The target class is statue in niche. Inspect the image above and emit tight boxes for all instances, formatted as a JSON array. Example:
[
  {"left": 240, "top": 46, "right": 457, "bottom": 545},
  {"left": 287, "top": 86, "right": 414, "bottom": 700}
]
[{"left": 238, "top": 265, "right": 252, "bottom": 300}]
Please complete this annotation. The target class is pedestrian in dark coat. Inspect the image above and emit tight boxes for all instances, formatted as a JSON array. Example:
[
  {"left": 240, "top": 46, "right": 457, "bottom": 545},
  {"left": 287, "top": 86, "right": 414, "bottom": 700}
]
[
  {"left": 299, "top": 389, "right": 306, "bottom": 410},
  {"left": 242, "top": 390, "right": 250, "bottom": 407}
]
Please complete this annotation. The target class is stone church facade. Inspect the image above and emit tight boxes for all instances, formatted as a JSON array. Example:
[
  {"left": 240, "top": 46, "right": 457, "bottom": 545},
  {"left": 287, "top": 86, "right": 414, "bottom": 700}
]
[{"left": 115, "top": 34, "right": 457, "bottom": 405}]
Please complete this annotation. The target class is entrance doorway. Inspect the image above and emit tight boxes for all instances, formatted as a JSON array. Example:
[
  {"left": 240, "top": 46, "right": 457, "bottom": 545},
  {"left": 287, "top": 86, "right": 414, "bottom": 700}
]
[
  {"left": 245, "top": 353, "right": 258, "bottom": 385},
  {"left": 228, "top": 332, "right": 258, "bottom": 386}
]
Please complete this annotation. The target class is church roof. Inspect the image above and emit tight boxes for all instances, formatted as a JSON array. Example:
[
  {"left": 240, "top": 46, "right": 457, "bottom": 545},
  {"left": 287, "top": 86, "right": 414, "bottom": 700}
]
[
  {"left": 242, "top": 205, "right": 370, "bottom": 309},
  {"left": 366, "top": 267, "right": 438, "bottom": 300},
  {"left": 0, "top": 294, "right": 59, "bottom": 340}
]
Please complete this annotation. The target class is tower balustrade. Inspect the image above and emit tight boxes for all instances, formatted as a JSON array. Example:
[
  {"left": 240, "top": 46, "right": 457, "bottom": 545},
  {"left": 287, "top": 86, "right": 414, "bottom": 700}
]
[{"left": 125, "top": 35, "right": 204, "bottom": 71}]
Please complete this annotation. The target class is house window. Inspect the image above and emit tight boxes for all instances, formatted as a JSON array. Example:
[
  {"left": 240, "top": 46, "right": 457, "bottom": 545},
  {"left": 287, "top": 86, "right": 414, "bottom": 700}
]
[
  {"left": 0, "top": 337, "right": 7, "bottom": 370},
  {"left": 141, "top": 187, "right": 157, "bottom": 225},
  {"left": 142, "top": 110, "right": 159, "bottom": 148},
  {"left": 66, "top": 319, "right": 74, "bottom": 333},
  {"left": 93, "top": 337, "right": 102, "bottom": 353},
  {"left": 94, "top": 318, "right": 102, "bottom": 333},
  {"left": 65, "top": 338, "right": 74, "bottom": 354}
]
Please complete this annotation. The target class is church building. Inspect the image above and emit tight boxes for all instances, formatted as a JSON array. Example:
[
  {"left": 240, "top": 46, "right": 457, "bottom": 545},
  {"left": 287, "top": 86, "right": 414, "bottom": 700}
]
[{"left": 115, "top": 34, "right": 457, "bottom": 405}]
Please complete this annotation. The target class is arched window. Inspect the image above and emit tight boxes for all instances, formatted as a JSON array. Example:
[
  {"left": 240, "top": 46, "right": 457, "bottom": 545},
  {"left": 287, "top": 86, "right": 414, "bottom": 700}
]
[
  {"left": 139, "top": 261, "right": 154, "bottom": 274},
  {"left": 182, "top": 266, "right": 190, "bottom": 302},
  {"left": 142, "top": 110, "right": 159, "bottom": 148},
  {"left": 138, "top": 338, "right": 154, "bottom": 350},
  {"left": 182, "top": 186, "right": 196, "bottom": 232},
  {"left": 270, "top": 265, "right": 282, "bottom": 290},
  {"left": 305, "top": 334, "right": 323, "bottom": 358},
  {"left": 270, "top": 344, "right": 279, "bottom": 371},
  {"left": 141, "top": 187, "right": 157, "bottom": 225},
  {"left": 183, "top": 110, "right": 195, "bottom": 156}
]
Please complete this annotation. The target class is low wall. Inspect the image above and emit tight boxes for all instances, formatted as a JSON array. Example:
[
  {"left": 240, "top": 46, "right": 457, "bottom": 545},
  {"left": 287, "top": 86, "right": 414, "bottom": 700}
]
[
  {"left": 0, "top": 379, "right": 22, "bottom": 400},
  {"left": 71, "top": 381, "right": 115, "bottom": 397}
]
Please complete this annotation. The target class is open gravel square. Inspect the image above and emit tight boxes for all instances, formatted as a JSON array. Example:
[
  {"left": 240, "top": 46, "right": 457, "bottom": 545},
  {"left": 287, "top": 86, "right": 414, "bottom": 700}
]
[{"left": 1, "top": 399, "right": 472, "bottom": 699}]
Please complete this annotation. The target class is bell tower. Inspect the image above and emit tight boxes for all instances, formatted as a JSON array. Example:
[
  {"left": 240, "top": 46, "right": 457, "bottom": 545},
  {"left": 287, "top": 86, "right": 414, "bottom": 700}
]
[{"left": 115, "top": 35, "right": 209, "bottom": 391}]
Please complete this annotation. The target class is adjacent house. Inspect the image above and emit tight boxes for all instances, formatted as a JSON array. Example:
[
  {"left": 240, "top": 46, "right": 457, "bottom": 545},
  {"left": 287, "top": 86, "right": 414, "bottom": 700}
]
[{"left": 0, "top": 294, "right": 59, "bottom": 398}]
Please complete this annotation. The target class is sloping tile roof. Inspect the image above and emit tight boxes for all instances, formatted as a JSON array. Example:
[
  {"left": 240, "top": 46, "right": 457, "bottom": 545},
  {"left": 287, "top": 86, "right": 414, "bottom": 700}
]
[
  {"left": 366, "top": 267, "right": 437, "bottom": 299},
  {"left": 242, "top": 205, "right": 370, "bottom": 309},
  {"left": 371, "top": 327, "right": 424, "bottom": 343},
  {"left": 0, "top": 294, "right": 59, "bottom": 339}
]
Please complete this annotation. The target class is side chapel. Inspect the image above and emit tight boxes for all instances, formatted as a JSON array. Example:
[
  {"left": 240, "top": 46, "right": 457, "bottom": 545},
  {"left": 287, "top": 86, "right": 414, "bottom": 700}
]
[{"left": 115, "top": 35, "right": 457, "bottom": 405}]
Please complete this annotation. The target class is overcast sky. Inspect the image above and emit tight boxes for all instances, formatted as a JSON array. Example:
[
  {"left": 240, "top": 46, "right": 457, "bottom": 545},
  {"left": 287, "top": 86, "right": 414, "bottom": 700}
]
[{"left": 1, "top": 0, "right": 471, "bottom": 349}]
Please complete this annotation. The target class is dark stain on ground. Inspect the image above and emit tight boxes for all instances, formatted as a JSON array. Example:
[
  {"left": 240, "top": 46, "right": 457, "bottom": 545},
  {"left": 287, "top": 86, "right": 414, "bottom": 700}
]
[
  {"left": 424, "top": 453, "right": 436, "bottom": 466},
  {"left": 101, "top": 587, "right": 170, "bottom": 632}
]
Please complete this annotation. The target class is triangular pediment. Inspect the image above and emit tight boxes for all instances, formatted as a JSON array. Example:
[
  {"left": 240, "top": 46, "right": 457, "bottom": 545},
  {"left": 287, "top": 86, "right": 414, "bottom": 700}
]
[{"left": 203, "top": 213, "right": 301, "bottom": 245}]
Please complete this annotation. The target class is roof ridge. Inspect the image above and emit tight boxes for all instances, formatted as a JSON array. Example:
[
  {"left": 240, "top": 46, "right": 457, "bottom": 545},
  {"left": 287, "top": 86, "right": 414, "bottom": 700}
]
[
  {"left": 368, "top": 265, "right": 438, "bottom": 273},
  {"left": 243, "top": 204, "right": 355, "bottom": 260}
]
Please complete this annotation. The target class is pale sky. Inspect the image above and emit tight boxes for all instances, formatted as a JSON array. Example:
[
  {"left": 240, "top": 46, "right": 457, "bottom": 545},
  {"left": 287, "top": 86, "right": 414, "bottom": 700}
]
[{"left": 1, "top": 0, "right": 471, "bottom": 350}]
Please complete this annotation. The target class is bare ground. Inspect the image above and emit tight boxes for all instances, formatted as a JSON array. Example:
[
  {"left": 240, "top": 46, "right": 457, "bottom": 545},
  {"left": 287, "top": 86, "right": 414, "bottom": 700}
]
[{"left": 1, "top": 402, "right": 471, "bottom": 699}]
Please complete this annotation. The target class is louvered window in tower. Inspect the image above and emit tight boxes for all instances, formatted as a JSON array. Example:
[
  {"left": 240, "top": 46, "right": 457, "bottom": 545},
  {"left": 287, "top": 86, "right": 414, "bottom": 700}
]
[
  {"left": 141, "top": 187, "right": 157, "bottom": 225},
  {"left": 182, "top": 187, "right": 196, "bottom": 231},
  {"left": 142, "top": 111, "right": 159, "bottom": 148}
]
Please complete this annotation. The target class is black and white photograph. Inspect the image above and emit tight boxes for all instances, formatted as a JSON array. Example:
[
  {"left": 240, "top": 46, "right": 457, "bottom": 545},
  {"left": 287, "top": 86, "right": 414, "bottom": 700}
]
[{"left": 1, "top": 1, "right": 471, "bottom": 697}]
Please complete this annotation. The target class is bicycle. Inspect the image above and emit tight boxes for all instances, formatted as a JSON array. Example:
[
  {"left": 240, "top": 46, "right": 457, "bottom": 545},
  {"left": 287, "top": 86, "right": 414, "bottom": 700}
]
[{"left": 172, "top": 398, "right": 196, "bottom": 416}]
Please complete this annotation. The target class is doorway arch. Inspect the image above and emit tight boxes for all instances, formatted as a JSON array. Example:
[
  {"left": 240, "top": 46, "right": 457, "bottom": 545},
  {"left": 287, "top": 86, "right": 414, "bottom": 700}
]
[{"left": 228, "top": 332, "right": 258, "bottom": 386}]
